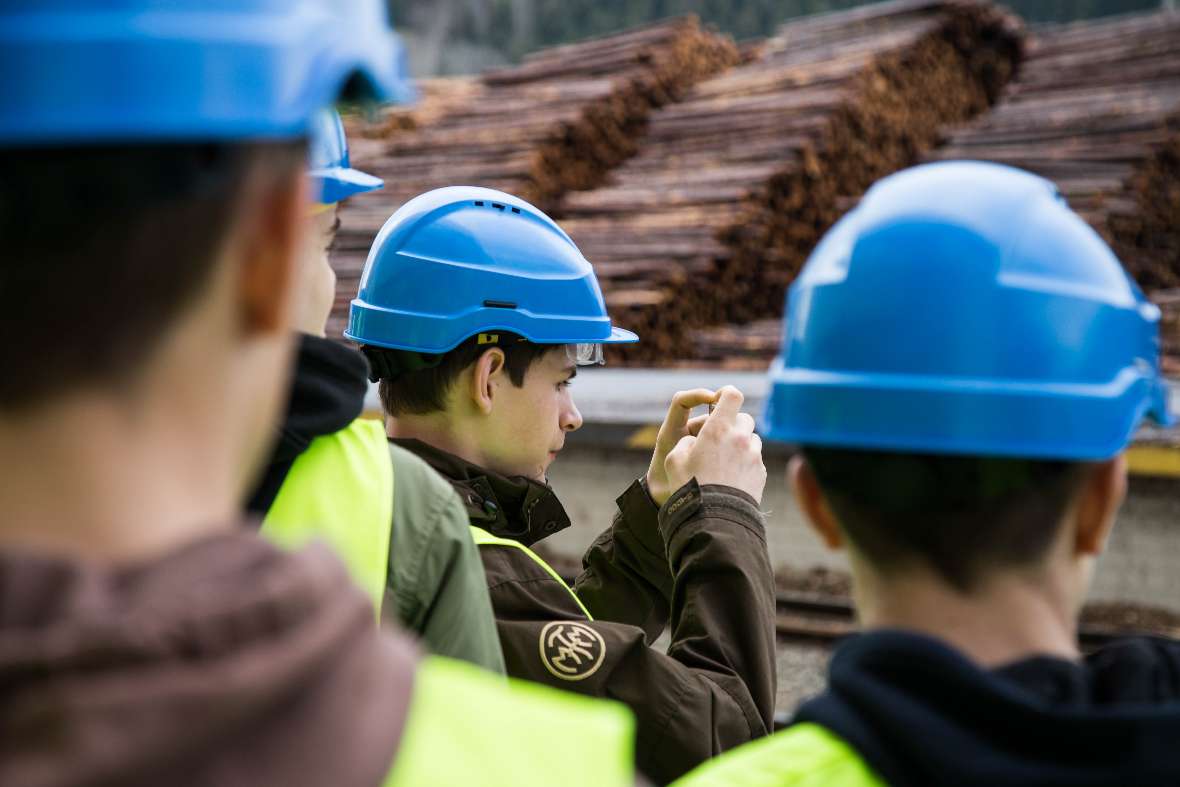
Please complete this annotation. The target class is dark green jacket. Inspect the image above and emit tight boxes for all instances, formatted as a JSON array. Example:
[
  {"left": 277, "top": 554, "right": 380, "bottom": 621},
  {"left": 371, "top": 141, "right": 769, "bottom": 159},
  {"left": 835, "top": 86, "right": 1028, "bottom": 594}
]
[{"left": 249, "top": 334, "right": 504, "bottom": 674}]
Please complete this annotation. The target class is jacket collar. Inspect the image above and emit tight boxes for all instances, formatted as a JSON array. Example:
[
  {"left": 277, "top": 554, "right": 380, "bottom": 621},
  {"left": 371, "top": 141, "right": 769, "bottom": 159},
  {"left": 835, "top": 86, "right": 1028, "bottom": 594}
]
[{"left": 390, "top": 438, "right": 571, "bottom": 547}]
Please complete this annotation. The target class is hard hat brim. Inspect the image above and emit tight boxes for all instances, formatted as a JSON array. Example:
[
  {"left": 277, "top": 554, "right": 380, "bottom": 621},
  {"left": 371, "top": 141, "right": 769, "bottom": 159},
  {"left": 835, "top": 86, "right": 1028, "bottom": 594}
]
[
  {"left": 314, "top": 166, "right": 385, "bottom": 204},
  {"left": 603, "top": 326, "right": 640, "bottom": 344}
]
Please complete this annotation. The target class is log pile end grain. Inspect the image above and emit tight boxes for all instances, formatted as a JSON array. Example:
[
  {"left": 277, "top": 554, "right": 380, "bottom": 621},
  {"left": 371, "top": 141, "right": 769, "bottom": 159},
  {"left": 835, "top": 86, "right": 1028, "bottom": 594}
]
[
  {"left": 558, "top": 0, "right": 1024, "bottom": 365},
  {"left": 342, "top": 78, "right": 485, "bottom": 140},
  {"left": 697, "top": 10, "right": 1180, "bottom": 374},
  {"left": 327, "top": 17, "right": 739, "bottom": 342},
  {"left": 1157, "top": 289, "right": 1180, "bottom": 375}
]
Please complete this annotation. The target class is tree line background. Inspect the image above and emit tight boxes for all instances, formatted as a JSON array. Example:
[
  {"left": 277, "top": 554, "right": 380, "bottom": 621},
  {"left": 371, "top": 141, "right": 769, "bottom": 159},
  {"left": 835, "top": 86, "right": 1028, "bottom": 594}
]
[{"left": 390, "top": 0, "right": 1172, "bottom": 75}]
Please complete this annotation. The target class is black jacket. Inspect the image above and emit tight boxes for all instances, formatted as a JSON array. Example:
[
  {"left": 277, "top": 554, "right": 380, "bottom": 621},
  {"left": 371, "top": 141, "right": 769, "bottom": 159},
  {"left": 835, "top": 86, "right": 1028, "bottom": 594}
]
[
  {"left": 246, "top": 334, "right": 368, "bottom": 515},
  {"left": 795, "top": 629, "right": 1180, "bottom": 786}
]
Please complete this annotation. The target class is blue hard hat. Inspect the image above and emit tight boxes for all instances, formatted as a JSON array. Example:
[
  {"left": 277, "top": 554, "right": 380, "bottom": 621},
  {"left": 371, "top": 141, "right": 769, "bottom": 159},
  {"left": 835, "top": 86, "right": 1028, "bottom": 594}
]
[
  {"left": 347, "top": 186, "right": 639, "bottom": 353},
  {"left": 763, "top": 160, "right": 1173, "bottom": 460},
  {"left": 310, "top": 109, "right": 383, "bottom": 205},
  {"left": 0, "top": 0, "right": 416, "bottom": 145}
]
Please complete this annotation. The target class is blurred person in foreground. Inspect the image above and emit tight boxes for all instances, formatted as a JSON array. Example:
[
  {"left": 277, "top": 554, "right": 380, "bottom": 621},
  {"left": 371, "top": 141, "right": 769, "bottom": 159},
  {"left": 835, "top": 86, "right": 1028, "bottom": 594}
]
[
  {"left": 0, "top": 3, "right": 634, "bottom": 785},
  {"left": 350, "top": 186, "right": 777, "bottom": 785},
  {"left": 673, "top": 161, "right": 1180, "bottom": 787},
  {"left": 248, "top": 108, "right": 504, "bottom": 673}
]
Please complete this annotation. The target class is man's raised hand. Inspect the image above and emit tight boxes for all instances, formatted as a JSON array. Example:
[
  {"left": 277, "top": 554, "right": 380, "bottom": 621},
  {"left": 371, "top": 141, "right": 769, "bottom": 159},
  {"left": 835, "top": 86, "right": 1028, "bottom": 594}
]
[
  {"left": 646, "top": 388, "right": 716, "bottom": 506},
  {"left": 663, "top": 386, "right": 766, "bottom": 503}
]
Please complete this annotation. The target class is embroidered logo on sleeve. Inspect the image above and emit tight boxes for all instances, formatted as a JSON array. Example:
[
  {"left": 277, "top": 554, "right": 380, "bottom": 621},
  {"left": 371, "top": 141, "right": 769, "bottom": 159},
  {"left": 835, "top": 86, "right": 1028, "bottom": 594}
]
[{"left": 539, "top": 621, "right": 606, "bottom": 681}]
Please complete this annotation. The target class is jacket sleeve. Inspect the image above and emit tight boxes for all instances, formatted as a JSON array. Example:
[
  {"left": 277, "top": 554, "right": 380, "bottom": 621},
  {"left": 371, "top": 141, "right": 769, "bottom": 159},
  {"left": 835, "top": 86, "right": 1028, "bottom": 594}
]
[
  {"left": 575, "top": 478, "right": 673, "bottom": 642},
  {"left": 484, "top": 480, "right": 777, "bottom": 785},
  {"left": 384, "top": 446, "right": 506, "bottom": 675}
]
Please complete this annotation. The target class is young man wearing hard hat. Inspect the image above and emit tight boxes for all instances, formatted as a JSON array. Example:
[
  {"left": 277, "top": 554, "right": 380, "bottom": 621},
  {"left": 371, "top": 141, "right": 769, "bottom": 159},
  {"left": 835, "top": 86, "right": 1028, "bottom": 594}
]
[
  {"left": 350, "top": 186, "right": 778, "bottom": 785},
  {"left": 0, "top": 4, "right": 637, "bottom": 785},
  {"left": 673, "top": 160, "right": 1180, "bottom": 787},
  {"left": 249, "top": 109, "right": 505, "bottom": 673}
]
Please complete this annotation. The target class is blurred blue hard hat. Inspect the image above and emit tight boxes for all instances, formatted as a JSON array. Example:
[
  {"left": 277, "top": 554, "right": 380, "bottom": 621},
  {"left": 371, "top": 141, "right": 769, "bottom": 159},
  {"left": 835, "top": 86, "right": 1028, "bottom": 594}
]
[
  {"left": 347, "top": 186, "right": 639, "bottom": 354},
  {"left": 763, "top": 160, "right": 1173, "bottom": 460},
  {"left": 0, "top": 0, "right": 416, "bottom": 145},
  {"left": 309, "top": 108, "right": 383, "bottom": 205}
]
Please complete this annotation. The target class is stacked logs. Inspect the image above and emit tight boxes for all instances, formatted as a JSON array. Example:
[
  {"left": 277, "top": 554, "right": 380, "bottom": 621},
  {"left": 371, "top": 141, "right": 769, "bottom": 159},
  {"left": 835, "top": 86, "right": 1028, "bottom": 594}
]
[
  {"left": 696, "top": 10, "right": 1180, "bottom": 370},
  {"left": 929, "top": 11, "right": 1180, "bottom": 291},
  {"left": 559, "top": 0, "right": 1024, "bottom": 364},
  {"left": 325, "top": 16, "right": 739, "bottom": 340},
  {"left": 1159, "top": 290, "right": 1180, "bottom": 376}
]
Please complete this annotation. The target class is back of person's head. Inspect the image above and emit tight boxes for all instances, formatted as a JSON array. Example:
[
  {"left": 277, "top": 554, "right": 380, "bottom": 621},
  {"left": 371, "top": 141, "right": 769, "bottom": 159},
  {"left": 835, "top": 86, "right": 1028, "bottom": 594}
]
[
  {"left": 0, "top": 141, "right": 306, "bottom": 410},
  {"left": 763, "top": 161, "right": 1174, "bottom": 591},
  {"left": 800, "top": 447, "right": 1088, "bottom": 591},
  {"left": 0, "top": 1, "right": 408, "bottom": 420},
  {"left": 0, "top": 2, "right": 413, "bottom": 555}
]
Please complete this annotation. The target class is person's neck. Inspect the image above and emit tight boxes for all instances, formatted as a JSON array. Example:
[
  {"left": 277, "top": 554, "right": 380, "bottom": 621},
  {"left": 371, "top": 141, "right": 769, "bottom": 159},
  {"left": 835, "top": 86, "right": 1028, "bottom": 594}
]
[
  {"left": 0, "top": 388, "right": 240, "bottom": 564},
  {"left": 854, "top": 562, "right": 1081, "bottom": 667},
  {"left": 387, "top": 412, "right": 492, "bottom": 471}
]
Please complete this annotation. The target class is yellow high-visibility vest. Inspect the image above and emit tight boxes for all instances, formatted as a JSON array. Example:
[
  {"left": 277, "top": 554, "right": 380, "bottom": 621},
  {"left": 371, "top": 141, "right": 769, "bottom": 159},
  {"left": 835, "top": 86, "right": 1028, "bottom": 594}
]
[
  {"left": 262, "top": 418, "right": 393, "bottom": 618},
  {"left": 469, "top": 525, "right": 593, "bottom": 620},
  {"left": 385, "top": 656, "right": 634, "bottom": 786},
  {"left": 670, "top": 723, "right": 886, "bottom": 787}
]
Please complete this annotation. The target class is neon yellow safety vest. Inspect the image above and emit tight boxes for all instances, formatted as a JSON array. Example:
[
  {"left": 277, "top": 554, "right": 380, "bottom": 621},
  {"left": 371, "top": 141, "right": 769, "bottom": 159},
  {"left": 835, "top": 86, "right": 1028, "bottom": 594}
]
[
  {"left": 261, "top": 418, "right": 393, "bottom": 618},
  {"left": 469, "top": 526, "right": 593, "bottom": 620},
  {"left": 669, "top": 722, "right": 886, "bottom": 787},
  {"left": 385, "top": 655, "right": 634, "bottom": 786}
]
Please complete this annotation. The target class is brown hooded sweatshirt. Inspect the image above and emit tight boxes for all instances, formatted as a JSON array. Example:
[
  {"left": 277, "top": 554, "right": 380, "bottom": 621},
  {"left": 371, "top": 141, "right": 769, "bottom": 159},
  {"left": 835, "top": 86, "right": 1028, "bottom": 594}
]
[{"left": 0, "top": 532, "right": 417, "bottom": 787}]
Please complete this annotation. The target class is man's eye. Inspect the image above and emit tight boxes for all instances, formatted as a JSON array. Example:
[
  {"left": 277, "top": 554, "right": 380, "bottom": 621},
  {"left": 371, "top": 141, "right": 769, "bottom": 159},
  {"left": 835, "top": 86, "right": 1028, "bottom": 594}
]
[{"left": 557, "top": 380, "right": 572, "bottom": 390}]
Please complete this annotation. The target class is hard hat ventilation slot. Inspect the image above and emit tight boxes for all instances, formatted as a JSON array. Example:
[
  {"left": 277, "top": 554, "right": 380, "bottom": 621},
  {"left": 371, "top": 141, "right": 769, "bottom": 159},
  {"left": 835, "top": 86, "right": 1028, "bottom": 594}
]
[
  {"left": 483, "top": 300, "right": 517, "bottom": 309},
  {"left": 474, "top": 200, "right": 484, "bottom": 206},
  {"left": 492, "top": 202, "right": 506, "bottom": 211},
  {"left": 511, "top": 207, "right": 521, "bottom": 214}
]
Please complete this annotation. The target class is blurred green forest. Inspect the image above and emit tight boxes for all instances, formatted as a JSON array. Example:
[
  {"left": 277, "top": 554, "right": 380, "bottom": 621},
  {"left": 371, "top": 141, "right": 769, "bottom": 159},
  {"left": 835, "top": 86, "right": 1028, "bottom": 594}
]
[{"left": 390, "top": 0, "right": 1171, "bottom": 74}]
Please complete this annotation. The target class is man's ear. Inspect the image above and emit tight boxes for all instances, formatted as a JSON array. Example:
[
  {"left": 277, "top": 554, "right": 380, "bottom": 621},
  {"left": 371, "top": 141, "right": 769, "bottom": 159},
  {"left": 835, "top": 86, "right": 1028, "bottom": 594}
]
[
  {"left": 1074, "top": 454, "right": 1127, "bottom": 557},
  {"left": 237, "top": 167, "right": 309, "bottom": 336},
  {"left": 469, "top": 347, "right": 507, "bottom": 415},
  {"left": 789, "top": 454, "right": 844, "bottom": 550}
]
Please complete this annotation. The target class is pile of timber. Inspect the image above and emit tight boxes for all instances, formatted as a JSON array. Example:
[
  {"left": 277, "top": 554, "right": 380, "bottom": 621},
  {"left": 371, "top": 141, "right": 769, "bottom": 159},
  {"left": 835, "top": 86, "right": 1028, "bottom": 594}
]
[
  {"left": 325, "top": 16, "right": 738, "bottom": 340},
  {"left": 928, "top": 11, "right": 1180, "bottom": 290},
  {"left": 696, "top": 10, "right": 1180, "bottom": 371},
  {"left": 1159, "top": 290, "right": 1180, "bottom": 376},
  {"left": 691, "top": 319, "right": 784, "bottom": 369},
  {"left": 559, "top": 0, "right": 1024, "bottom": 364}
]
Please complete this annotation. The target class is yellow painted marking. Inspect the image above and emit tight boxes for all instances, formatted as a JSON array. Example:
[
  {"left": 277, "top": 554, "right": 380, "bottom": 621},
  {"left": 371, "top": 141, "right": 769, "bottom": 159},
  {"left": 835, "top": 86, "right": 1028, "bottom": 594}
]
[
  {"left": 625, "top": 424, "right": 660, "bottom": 450},
  {"left": 1127, "top": 445, "right": 1180, "bottom": 479}
]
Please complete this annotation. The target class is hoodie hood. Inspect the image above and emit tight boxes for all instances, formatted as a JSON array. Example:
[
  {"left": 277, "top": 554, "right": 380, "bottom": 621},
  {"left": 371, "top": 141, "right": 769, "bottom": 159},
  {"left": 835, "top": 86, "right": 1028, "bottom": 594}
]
[
  {"left": 247, "top": 333, "right": 371, "bottom": 515},
  {"left": 795, "top": 629, "right": 1180, "bottom": 787},
  {"left": 0, "top": 532, "right": 417, "bottom": 787}
]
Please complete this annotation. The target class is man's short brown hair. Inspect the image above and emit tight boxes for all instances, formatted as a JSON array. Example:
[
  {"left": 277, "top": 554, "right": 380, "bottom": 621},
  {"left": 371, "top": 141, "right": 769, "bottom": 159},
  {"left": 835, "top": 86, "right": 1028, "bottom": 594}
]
[
  {"left": 0, "top": 140, "right": 306, "bottom": 411},
  {"left": 365, "top": 333, "right": 557, "bottom": 417},
  {"left": 802, "top": 446, "right": 1090, "bottom": 592}
]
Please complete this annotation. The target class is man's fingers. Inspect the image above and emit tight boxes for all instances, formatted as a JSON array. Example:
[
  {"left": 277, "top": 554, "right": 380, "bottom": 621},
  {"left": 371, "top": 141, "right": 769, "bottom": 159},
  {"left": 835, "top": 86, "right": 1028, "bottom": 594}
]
[
  {"left": 686, "top": 414, "right": 709, "bottom": 437},
  {"left": 708, "top": 386, "right": 745, "bottom": 423},
  {"left": 734, "top": 412, "right": 756, "bottom": 435},
  {"left": 661, "top": 389, "right": 717, "bottom": 436}
]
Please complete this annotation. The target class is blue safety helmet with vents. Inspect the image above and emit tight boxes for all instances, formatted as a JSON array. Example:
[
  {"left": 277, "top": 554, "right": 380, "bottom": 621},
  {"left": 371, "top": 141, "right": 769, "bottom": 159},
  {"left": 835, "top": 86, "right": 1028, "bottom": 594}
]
[
  {"left": 763, "top": 160, "right": 1174, "bottom": 460},
  {"left": 0, "top": 0, "right": 415, "bottom": 145},
  {"left": 347, "top": 187, "right": 638, "bottom": 364},
  {"left": 310, "top": 109, "right": 383, "bottom": 205}
]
